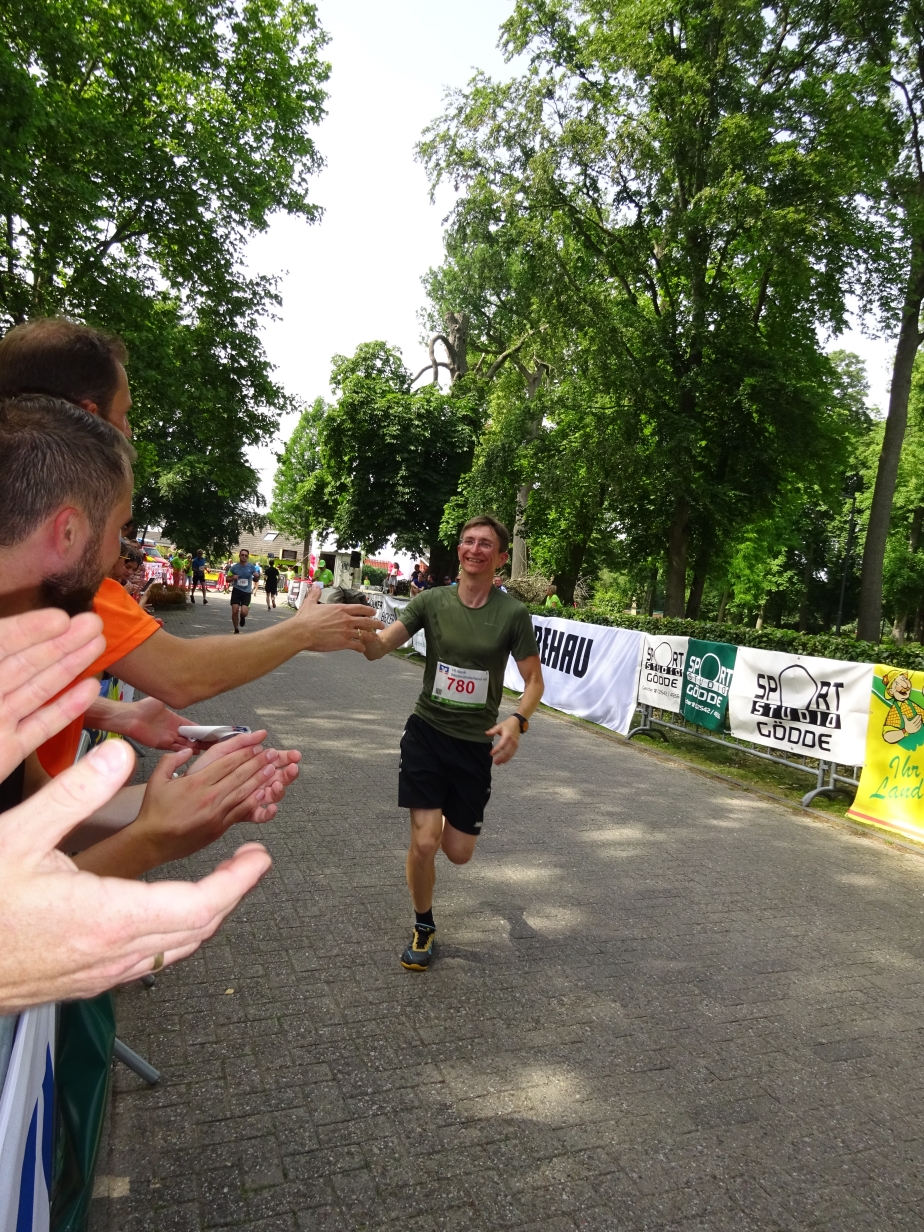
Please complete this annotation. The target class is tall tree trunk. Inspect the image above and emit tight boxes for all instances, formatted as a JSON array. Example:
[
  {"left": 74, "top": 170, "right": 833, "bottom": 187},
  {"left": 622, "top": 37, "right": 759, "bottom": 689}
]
[
  {"left": 857, "top": 243, "right": 924, "bottom": 641},
  {"left": 554, "top": 540, "right": 590, "bottom": 608},
  {"left": 510, "top": 365, "right": 545, "bottom": 578},
  {"left": 717, "top": 588, "right": 729, "bottom": 623},
  {"left": 664, "top": 499, "right": 690, "bottom": 617},
  {"left": 684, "top": 550, "right": 709, "bottom": 618},
  {"left": 646, "top": 565, "right": 658, "bottom": 616},
  {"left": 893, "top": 505, "right": 924, "bottom": 644},
  {"left": 798, "top": 543, "right": 815, "bottom": 632}
]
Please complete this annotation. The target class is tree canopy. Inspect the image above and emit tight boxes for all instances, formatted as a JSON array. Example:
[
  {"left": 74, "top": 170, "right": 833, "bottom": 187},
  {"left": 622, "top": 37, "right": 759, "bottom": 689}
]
[{"left": 1, "top": 0, "right": 330, "bottom": 553}]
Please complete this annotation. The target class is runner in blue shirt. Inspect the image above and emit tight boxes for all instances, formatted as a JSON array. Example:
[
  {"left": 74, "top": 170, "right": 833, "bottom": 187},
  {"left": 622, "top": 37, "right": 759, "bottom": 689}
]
[
  {"left": 190, "top": 549, "right": 208, "bottom": 604},
  {"left": 229, "top": 550, "right": 260, "bottom": 632}
]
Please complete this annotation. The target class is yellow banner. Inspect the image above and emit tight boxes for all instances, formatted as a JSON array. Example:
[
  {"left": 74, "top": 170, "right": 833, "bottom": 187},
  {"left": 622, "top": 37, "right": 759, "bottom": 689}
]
[{"left": 847, "top": 664, "right": 924, "bottom": 840}]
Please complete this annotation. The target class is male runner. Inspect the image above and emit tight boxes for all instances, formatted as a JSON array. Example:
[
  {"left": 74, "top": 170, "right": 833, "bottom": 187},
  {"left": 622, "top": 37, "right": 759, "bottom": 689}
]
[
  {"left": 264, "top": 559, "right": 280, "bottom": 609},
  {"left": 363, "top": 516, "right": 544, "bottom": 970},
  {"left": 190, "top": 549, "right": 208, "bottom": 603},
  {"left": 229, "top": 549, "right": 259, "bottom": 631}
]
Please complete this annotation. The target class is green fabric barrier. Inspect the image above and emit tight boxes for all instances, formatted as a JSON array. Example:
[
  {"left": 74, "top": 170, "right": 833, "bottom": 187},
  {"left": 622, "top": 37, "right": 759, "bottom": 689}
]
[{"left": 51, "top": 992, "right": 115, "bottom": 1232}]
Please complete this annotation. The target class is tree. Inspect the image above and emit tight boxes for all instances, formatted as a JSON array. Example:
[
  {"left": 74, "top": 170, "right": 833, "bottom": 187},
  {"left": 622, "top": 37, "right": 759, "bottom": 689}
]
[
  {"left": 857, "top": 0, "right": 924, "bottom": 639},
  {"left": 0, "top": 0, "right": 330, "bottom": 545},
  {"left": 270, "top": 396, "right": 327, "bottom": 554},
  {"left": 279, "top": 342, "right": 483, "bottom": 575},
  {"left": 421, "top": 0, "right": 895, "bottom": 614}
]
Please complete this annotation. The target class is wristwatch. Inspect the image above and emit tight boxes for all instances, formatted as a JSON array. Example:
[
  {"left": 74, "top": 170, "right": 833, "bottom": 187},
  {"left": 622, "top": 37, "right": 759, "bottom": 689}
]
[{"left": 512, "top": 712, "right": 529, "bottom": 733}]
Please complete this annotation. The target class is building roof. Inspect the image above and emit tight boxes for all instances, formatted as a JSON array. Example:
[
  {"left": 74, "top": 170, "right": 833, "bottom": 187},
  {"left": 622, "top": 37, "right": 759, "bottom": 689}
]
[{"left": 227, "top": 524, "right": 306, "bottom": 561}]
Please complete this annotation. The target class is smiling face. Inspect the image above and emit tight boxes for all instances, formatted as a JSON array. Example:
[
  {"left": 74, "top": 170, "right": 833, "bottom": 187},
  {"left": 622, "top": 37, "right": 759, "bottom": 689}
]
[
  {"left": 890, "top": 674, "right": 913, "bottom": 702},
  {"left": 457, "top": 525, "right": 508, "bottom": 579}
]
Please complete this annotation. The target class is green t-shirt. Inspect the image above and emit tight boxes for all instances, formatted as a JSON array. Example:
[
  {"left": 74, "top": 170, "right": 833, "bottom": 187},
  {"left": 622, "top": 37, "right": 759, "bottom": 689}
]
[
  {"left": 315, "top": 567, "right": 333, "bottom": 586},
  {"left": 545, "top": 594, "right": 562, "bottom": 610},
  {"left": 398, "top": 585, "right": 539, "bottom": 742}
]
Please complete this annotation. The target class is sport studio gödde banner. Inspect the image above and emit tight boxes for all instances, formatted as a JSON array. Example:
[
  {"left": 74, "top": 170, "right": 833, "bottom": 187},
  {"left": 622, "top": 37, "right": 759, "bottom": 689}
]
[
  {"left": 728, "top": 646, "right": 873, "bottom": 765},
  {"left": 637, "top": 634, "right": 689, "bottom": 713},
  {"left": 849, "top": 665, "right": 924, "bottom": 840},
  {"left": 505, "top": 615, "right": 643, "bottom": 736},
  {"left": 681, "top": 638, "right": 738, "bottom": 732}
]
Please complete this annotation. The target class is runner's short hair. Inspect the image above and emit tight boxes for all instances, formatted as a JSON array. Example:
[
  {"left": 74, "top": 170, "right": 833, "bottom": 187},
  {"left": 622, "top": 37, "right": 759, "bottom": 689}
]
[
  {"left": 0, "top": 318, "right": 128, "bottom": 417},
  {"left": 460, "top": 515, "right": 510, "bottom": 554},
  {"left": 0, "top": 395, "right": 135, "bottom": 547}
]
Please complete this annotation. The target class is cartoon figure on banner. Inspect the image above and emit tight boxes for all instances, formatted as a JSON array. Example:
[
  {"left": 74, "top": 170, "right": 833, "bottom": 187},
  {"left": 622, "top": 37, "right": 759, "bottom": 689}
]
[
  {"left": 848, "top": 665, "right": 924, "bottom": 839},
  {"left": 880, "top": 669, "right": 924, "bottom": 748}
]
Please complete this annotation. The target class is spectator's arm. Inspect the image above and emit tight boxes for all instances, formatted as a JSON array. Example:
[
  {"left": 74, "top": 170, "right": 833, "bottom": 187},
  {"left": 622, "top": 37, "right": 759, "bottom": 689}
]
[{"left": 108, "top": 588, "right": 383, "bottom": 708}]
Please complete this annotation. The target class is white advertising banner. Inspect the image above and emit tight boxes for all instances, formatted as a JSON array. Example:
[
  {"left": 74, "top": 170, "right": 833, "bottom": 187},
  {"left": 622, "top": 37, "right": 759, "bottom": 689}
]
[
  {"left": 0, "top": 1004, "right": 55, "bottom": 1232},
  {"left": 505, "top": 616, "right": 644, "bottom": 736},
  {"left": 728, "top": 646, "right": 873, "bottom": 764},
  {"left": 637, "top": 634, "right": 690, "bottom": 713},
  {"left": 368, "top": 593, "right": 427, "bottom": 656}
]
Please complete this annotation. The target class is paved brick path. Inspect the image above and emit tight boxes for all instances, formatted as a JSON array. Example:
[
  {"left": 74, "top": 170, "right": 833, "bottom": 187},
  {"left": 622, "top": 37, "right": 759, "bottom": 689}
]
[{"left": 90, "top": 595, "right": 924, "bottom": 1231}]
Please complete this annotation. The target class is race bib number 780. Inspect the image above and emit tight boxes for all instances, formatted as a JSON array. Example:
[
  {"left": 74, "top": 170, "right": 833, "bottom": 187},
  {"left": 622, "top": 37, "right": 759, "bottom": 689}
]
[{"left": 431, "top": 662, "right": 489, "bottom": 708}]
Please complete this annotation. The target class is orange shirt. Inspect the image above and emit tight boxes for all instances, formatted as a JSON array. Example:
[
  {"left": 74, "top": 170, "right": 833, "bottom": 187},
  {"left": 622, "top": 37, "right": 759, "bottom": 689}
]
[{"left": 37, "top": 579, "right": 160, "bottom": 776}]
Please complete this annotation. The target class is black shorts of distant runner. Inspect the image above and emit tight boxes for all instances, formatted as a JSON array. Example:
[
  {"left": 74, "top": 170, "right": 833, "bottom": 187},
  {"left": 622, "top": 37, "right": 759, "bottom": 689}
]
[
  {"left": 398, "top": 713, "right": 492, "bottom": 836},
  {"left": 230, "top": 587, "right": 252, "bottom": 607},
  {"left": 265, "top": 582, "right": 278, "bottom": 596}
]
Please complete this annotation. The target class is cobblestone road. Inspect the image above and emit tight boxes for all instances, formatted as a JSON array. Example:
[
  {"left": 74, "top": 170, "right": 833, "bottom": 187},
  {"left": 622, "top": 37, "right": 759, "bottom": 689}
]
[{"left": 91, "top": 595, "right": 924, "bottom": 1231}]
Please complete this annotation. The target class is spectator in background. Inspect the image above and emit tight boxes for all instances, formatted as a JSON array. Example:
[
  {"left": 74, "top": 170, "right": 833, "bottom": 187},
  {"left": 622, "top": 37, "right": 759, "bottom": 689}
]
[
  {"left": 493, "top": 576, "right": 508, "bottom": 593},
  {"left": 544, "top": 584, "right": 562, "bottom": 611},
  {"left": 111, "top": 539, "right": 143, "bottom": 589},
  {"left": 190, "top": 548, "right": 208, "bottom": 604},
  {"left": 314, "top": 560, "right": 334, "bottom": 588}
]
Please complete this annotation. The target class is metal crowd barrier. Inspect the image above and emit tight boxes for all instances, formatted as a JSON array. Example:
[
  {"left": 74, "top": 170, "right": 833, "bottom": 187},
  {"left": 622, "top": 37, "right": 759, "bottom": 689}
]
[{"left": 627, "top": 702, "right": 860, "bottom": 808}]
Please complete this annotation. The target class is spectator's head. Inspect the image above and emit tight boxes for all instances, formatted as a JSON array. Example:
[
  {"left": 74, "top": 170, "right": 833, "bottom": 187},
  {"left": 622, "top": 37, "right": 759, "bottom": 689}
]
[
  {"left": 458, "top": 515, "right": 510, "bottom": 578},
  {"left": 0, "top": 318, "right": 132, "bottom": 438},
  {"left": 547, "top": 584, "right": 557, "bottom": 596},
  {"left": 0, "top": 395, "right": 135, "bottom": 615},
  {"left": 111, "top": 538, "right": 143, "bottom": 584}
]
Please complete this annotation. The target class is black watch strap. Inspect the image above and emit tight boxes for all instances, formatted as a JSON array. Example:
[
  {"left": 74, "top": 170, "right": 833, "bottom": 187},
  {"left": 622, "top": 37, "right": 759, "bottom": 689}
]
[{"left": 513, "top": 712, "right": 529, "bottom": 733}]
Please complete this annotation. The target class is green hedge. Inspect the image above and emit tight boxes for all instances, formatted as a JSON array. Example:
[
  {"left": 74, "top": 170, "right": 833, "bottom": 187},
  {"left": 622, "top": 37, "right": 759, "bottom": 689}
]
[{"left": 525, "top": 606, "right": 924, "bottom": 670}]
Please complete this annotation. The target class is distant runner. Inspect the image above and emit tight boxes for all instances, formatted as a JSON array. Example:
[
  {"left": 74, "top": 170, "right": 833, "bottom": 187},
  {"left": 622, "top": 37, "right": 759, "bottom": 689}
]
[
  {"left": 363, "top": 516, "right": 544, "bottom": 970},
  {"left": 264, "top": 560, "right": 280, "bottom": 610},
  {"left": 229, "top": 549, "right": 259, "bottom": 632},
  {"left": 190, "top": 548, "right": 208, "bottom": 604}
]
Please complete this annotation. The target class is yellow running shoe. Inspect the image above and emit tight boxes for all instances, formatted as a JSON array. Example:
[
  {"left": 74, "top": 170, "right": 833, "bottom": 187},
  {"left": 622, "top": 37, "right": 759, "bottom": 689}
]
[{"left": 401, "top": 924, "right": 436, "bottom": 970}]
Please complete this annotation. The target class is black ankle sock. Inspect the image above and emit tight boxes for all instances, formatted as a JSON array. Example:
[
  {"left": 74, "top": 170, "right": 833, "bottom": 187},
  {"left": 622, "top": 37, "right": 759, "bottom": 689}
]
[{"left": 415, "top": 908, "right": 435, "bottom": 929}]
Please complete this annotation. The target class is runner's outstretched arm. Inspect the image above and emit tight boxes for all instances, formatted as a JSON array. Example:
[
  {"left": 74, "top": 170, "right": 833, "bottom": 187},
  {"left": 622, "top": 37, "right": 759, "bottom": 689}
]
[
  {"left": 107, "top": 588, "right": 383, "bottom": 709},
  {"left": 362, "top": 620, "right": 414, "bottom": 660}
]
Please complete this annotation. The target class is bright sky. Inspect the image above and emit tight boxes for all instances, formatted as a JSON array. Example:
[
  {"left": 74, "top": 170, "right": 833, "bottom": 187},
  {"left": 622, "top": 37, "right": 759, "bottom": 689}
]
[
  {"left": 245, "top": 0, "right": 517, "bottom": 503},
  {"left": 246, "top": 0, "right": 895, "bottom": 504}
]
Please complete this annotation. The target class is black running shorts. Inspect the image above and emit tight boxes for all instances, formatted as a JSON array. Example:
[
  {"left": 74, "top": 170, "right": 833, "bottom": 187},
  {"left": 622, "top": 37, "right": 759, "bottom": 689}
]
[
  {"left": 398, "top": 713, "right": 493, "bottom": 836},
  {"left": 230, "top": 586, "right": 252, "bottom": 606},
  {"left": 265, "top": 583, "right": 277, "bottom": 596}
]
